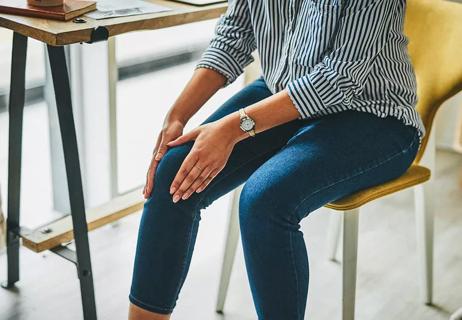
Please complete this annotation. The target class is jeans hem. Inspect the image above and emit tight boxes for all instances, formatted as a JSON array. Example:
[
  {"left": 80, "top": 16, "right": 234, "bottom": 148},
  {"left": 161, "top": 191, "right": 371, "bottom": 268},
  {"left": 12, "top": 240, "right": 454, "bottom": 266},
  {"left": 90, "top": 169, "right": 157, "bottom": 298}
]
[{"left": 128, "top": 293, "right": 173, "bottom": 315}]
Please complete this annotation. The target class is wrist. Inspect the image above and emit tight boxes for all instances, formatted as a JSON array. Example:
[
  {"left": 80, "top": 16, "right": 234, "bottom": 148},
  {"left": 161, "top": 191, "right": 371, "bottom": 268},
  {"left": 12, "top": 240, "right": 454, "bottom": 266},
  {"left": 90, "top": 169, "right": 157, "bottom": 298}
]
[
  {"left": 221, "top": 111, "right": 251, "bottom": 144},
  {"left": 165, "top": 109, "right": 189, "bottom": 126}
]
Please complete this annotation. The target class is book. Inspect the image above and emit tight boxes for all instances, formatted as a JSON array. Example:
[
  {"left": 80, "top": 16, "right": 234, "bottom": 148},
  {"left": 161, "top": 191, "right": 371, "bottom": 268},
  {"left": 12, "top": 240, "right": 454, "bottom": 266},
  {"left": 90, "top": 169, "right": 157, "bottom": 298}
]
[{"left": 0, "top": 0, "right": 97, "bottom": 21}]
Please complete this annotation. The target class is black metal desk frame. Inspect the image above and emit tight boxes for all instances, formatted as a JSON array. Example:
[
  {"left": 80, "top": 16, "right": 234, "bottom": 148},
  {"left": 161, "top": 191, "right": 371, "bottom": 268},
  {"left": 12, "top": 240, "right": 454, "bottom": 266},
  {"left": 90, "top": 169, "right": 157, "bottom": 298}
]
[{"left": 1, "top": 28, "right": 110, "bottom": 320}]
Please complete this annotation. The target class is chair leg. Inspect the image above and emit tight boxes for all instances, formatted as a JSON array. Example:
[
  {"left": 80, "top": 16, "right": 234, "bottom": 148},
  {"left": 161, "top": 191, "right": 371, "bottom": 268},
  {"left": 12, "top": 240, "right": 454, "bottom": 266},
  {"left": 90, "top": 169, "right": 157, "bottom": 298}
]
[
  {"left": 413, "top": 123, "right": 435, "bottom": 305},
  {"left": 326, "top": 210, "right": 343, "bottom": 262},
  {"left": 215, "top": 184, "right": 243, "bottom": 313},
  {"left": 414, "top": 182, "right": 434, "bottom": 305},
  {"left": 342, "top": 209, "right": 359, "bottom": 320}
]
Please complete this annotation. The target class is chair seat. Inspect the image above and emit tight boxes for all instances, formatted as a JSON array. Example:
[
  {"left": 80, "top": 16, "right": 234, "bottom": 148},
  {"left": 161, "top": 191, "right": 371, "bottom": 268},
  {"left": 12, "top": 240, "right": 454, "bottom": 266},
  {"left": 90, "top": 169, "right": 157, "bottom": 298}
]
[{"left": 325, "top": 165, "right": 431, "bottom": 211}]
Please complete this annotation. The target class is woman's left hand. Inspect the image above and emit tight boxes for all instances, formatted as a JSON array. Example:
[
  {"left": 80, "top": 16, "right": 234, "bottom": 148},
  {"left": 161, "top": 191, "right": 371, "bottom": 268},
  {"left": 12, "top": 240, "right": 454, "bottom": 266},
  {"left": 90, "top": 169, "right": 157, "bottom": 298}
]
[{"left": 166, "top": 119, "right": 239, "bottom": 203}]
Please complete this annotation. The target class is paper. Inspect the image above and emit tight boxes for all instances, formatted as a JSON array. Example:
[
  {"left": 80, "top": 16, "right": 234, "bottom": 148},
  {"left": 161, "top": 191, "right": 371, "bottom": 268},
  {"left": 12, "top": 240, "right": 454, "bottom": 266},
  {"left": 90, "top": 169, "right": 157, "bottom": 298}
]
[{"left": 85, "top": 0, "right": 171, "bottom": 20}]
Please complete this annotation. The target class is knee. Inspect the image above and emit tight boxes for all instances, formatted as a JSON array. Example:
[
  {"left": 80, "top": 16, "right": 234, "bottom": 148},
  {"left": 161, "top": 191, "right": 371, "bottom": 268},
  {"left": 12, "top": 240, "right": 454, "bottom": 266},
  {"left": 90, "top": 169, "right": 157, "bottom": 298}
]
[
  {"left": 239, "top": 176, "right": 298, "bottom": 230},
  {"left": 145, "top": 142, "right": 200, "bottom": 214},
  {"left": 152, "top": 144, "right": 190, "bottom": 196}
]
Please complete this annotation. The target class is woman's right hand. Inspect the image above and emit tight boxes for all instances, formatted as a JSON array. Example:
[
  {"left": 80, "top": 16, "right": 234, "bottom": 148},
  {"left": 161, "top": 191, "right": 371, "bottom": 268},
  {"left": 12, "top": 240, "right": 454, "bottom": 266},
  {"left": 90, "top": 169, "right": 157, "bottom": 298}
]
[{"left": 143, "top": 118, "right": 186, "bottom": 199}]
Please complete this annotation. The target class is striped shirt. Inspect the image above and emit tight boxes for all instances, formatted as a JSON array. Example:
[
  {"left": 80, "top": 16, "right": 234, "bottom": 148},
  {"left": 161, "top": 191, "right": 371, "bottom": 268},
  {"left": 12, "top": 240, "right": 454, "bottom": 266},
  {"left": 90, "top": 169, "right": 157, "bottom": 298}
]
[{"left": 195, "top": 0, "right": 426, "bottom": 143}]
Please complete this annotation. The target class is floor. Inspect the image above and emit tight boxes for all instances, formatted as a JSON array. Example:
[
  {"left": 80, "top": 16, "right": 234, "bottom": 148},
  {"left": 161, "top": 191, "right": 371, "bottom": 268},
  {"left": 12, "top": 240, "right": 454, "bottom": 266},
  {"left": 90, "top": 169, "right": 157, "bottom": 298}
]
[{"left": 0, "top": 148, "right": 461, "bottom": 319}]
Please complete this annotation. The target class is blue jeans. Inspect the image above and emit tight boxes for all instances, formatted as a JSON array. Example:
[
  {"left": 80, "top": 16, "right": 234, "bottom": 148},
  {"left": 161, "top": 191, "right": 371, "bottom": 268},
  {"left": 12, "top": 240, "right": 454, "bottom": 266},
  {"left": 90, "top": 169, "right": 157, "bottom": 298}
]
[{"left": 129, "top": 76, "right": 420, "bottom": 319}]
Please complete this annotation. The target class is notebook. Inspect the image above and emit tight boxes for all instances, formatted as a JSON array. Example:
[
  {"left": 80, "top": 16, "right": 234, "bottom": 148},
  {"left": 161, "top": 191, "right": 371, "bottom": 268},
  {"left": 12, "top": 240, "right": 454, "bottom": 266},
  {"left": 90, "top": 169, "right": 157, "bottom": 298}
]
[
  {"left": 85, "top": 0, "right": 171, "bottom": 20},
  {"left": 0, "top": 0, "right": 96, "bottom": 21},
  {"left": 170, "top": 0, "right": 227, "bottom": 6}
]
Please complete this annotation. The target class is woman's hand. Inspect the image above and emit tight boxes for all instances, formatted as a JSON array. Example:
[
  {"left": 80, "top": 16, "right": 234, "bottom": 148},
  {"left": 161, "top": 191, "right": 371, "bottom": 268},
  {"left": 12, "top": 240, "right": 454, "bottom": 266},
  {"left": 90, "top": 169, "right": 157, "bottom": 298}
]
[
  {"left": 166, "top": 119, "right": 240, "bottom": 203},
  {"left": 143, "top": 118, "right": 186, "bottom": 199}
]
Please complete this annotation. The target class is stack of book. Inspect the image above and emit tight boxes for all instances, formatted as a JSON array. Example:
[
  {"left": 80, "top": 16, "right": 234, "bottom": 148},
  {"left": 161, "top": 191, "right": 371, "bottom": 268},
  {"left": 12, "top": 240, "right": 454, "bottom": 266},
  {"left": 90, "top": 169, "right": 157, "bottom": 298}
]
[{"left": 0, "top": 0, "right": 96, "bottom": 21}]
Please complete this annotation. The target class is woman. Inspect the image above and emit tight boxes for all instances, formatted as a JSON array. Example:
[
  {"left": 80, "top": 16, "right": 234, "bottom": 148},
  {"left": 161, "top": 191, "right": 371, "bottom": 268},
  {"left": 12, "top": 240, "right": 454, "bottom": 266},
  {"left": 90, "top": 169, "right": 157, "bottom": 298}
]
[{"left": 128, "top": 0, "right": 425, "bottom": 319}]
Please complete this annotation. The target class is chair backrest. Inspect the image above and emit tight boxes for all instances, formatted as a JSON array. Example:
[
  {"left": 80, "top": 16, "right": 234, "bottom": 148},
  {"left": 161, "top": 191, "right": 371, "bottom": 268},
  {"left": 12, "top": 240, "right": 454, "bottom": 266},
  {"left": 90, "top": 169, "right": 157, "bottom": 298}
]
[{"left": 404, "top": 0, "right": 462, "bottom": 164}]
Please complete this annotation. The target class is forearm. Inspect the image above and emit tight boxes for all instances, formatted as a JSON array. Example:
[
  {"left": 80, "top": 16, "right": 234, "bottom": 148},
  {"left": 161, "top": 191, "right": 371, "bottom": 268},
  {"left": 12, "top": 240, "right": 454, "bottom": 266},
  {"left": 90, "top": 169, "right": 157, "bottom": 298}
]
[
  {"left": 166, "top": 67, "right": 227, "bottom": 124},
  {"left": 221, "top": 89, "right": 301, "bottom": 144}
]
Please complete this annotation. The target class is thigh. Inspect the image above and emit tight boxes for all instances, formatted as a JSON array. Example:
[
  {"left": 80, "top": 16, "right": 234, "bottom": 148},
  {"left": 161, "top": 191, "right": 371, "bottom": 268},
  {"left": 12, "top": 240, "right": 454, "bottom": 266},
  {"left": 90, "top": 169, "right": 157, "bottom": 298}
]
[{"left": 240, "top": 110, "right": 421, "bottom": 222}]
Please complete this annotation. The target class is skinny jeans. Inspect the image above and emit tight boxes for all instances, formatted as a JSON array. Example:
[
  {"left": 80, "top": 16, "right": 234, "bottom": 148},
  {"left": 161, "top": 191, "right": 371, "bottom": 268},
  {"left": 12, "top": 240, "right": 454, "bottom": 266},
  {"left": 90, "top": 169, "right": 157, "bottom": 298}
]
[{"left": 129, "top": 76, "right": 420, "bottom": 319}]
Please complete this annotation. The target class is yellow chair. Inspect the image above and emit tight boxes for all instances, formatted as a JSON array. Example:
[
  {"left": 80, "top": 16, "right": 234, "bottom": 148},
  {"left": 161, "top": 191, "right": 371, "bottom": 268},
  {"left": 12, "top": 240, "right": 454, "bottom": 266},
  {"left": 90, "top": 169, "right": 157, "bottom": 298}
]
[
  {"left": 215, "top": 0, "right": 462, "bottom": 319},
  {"left": 324, "top": 1, "right": 462, "bottom": 318}
]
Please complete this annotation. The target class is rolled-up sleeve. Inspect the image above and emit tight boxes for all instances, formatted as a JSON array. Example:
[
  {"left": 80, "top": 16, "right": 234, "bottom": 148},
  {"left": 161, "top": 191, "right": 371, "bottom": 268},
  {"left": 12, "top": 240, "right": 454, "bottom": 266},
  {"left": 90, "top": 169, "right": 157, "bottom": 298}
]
[
  {"left": 287, "top": 0, "right": 397, "bottom": 119},
  {"left": 195, "top": 0, "right": 257, "bottom": 86}
]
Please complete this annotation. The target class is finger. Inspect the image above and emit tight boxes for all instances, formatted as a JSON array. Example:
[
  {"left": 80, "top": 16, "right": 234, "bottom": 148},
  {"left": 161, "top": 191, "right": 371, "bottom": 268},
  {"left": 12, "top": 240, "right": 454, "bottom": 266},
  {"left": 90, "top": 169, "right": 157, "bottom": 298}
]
[
  {"left": 170, "top": 152, "right": 199, "bottom": 195},
  {"left": 181, "top": 166, "right": 213, "bottom": 200},
  {"left": 151, "top": 131, "right": 163, "bottom": 159},
  {"left": 154, "top": 137, "right": 166, "bottom": 161},
  {"left": 166, "top": 129, "right": 197, "bottom": 147},
  {"left": 142, "top": 168, "right": 150, "bottom": 198},
  {"left": 143, "top": 133, "right": 163, "bottom": 197},
  {"left": 144, "top": 158, "right": 159, "bottom": 198},
  {"left": 143, "top": 172, "right": 152, "bottom": 198},
  {"left": 166, "top": 135, "right": 188, "bottom": 147},
  {"left": 173, "top": 164, "right": 204, "bottom": 202},
  {"left": 144, "top": 161, "right": 154, "bottom": 197},
  {"left": 155, "top": 148, "right": 165, "bottom": 161},
  {"left": 196, "top": 168, "right": 220, "bottom": 193}
]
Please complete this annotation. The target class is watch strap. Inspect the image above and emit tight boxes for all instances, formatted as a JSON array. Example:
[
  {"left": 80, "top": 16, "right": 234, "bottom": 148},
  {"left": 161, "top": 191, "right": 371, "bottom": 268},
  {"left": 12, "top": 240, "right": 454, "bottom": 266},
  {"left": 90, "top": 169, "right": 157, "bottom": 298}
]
[{"left": 239, "top": 107, "right": 246, "bottom": 119}]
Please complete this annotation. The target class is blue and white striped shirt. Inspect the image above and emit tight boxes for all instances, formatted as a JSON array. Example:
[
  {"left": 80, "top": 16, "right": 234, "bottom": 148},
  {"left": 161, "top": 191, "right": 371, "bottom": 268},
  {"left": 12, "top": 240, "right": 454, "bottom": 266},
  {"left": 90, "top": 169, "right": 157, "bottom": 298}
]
[{"left": 195, "top": 0, "right": 426, "bottom": 143}]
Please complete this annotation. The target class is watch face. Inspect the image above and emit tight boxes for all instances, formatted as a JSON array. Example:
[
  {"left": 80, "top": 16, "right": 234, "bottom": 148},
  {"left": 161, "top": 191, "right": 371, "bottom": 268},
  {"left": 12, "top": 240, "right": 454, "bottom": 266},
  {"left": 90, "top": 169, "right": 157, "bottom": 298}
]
[{"left": 241, "top": 118, "right": 255, "bottom": 131}]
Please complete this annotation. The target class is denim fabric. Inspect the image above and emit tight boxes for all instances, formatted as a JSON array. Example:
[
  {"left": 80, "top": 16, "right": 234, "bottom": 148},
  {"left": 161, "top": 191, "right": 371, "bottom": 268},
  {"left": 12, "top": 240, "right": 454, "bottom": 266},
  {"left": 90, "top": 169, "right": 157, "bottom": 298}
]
[{"left": 129, "top": 76, "right": 420, "bottom": 319}]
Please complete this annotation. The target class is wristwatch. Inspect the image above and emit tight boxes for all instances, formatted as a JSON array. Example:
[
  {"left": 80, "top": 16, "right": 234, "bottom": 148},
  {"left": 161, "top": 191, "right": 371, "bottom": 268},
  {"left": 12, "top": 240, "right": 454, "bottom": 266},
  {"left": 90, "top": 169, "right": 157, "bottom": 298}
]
[{"left": 239, "top": 107, "right": 256, "bottom": 137}]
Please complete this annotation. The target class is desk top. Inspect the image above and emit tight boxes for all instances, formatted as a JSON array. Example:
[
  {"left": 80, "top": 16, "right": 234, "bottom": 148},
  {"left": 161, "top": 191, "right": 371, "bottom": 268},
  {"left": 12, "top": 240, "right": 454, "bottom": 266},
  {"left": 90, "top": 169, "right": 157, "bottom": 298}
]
[{"left": 0, "top": 0, "right": 227, "bottom": 46}]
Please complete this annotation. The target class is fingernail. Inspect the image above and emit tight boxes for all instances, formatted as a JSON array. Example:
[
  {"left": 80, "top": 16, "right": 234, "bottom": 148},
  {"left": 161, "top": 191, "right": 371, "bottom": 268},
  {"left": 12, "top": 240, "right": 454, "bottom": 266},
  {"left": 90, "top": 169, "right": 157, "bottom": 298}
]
[
  {"left": 172, "top": 195, "right": 180, "bottom": 203},
  {"left": 155, "top": 153, "right": 161, "bottom": 160},
  {"left": 182, "top": 193, "right": 189, "bottom": 200},
  {"left": 170, "top": 186, "right": 176, "bottom": 194},
  {"left": 196, "top": 188, "right": 202, "bottom": 193}
]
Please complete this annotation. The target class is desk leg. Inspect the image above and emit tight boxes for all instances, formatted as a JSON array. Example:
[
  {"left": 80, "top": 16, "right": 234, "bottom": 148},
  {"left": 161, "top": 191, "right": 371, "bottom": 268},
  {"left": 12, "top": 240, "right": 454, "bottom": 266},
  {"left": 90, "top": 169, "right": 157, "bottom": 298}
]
[
  {"left": 1, "top": 32, "right": 28, "bottom": 289},
  {"left": 47, "top": 45, "right": 97, "bottom": 320}
]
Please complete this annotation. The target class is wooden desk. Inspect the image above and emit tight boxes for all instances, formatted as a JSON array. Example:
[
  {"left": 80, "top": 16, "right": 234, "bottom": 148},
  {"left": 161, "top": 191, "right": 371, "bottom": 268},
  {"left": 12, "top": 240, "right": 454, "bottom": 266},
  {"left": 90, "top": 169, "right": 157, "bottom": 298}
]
[
  {"left": 0, "top": 2, "right": 227, "bottom": 319},
  {"left": 0, "top": 0, "right": 226, "bottom": 45}
]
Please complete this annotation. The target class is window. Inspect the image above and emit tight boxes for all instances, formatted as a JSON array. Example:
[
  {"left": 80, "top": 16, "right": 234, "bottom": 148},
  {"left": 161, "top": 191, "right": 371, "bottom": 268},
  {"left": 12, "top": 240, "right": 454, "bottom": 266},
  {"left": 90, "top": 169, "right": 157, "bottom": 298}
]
[{"left": 0, "top": 19, "right": 245, "bottom": 228}]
